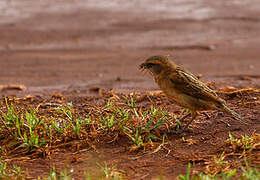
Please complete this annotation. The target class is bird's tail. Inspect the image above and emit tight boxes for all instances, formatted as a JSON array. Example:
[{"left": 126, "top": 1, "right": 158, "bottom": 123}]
[{"left": 221, "top": 104, "right": 249, "bottom": 124}]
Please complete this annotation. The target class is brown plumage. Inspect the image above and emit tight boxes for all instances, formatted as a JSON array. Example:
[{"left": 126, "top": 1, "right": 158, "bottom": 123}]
[{"left": 140, "top": 55, "right": 247, "bottom": 133}]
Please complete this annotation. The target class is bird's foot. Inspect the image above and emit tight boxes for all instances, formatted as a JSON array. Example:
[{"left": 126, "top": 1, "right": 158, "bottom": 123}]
[{"left": 174, "top": 117, "right": 195, "bottom": 135}]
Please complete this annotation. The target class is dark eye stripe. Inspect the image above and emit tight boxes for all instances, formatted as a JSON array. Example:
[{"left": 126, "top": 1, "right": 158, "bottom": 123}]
[{"left": 147, "top": 63, "right": 155, "bottom": 67}]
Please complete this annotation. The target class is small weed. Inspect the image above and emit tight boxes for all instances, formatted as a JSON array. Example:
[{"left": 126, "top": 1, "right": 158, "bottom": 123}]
[
  {"left": 241, "top": 160, "right": 260, "bottom": 180},
  {"left": 179, "top": 163, "right": 236, "bottom": 180},
  {"left": 214, "top": 152, "right": 228, "bottom": 168},
  {"left": 97, "top": 163, "right": 123, "bottom": 180},
  {"left": 105, "top": 99, "right": 114, "bottom": 109},
  {"left": 0, "top": 159, "right": 26, "bottom": 179},
  {"left": 227, "top": 133, "right": 255, "bottom": 151},
  {"left": 115, "top": 108, "right": 129, "bottom": 130},
  {"left": 99, "top": 114, "right": 115, "bottom": 131},
  {"left": 0, "top": 98, "right": 46, "bottom": 151},
  {"left": 123, "top": 105, "right": 168, "bottom": 148},
  {"left": 42, "top": 167, "right": 74, "bottom": 180},
  {"left": 123, "top": 93, "right": 136, "bottom": 109},
  {"left": 178, "top": 163, "right": 191, "bottom": 180},
  {"left": 178, "top": 161, "right": 259, "bottom": 180},
  {"left": 125, "top": 127, "right": 145, "bottom": 147},
  {"left": 205, "top": 152, "right": 230, "bottom": 175},
  {"left": 197, "top": 169, "right": 237, "bottom": 180},
  {"left": 55, "top": 103, "right": 90, "bottom": 138}
]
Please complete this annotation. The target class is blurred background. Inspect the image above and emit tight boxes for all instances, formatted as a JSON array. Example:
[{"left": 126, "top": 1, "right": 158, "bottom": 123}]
[{"left": 0, "top": 0, "right": 259, "bottom": 95}]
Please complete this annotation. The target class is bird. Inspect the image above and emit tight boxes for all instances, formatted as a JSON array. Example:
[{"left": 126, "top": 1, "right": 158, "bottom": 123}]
[{"left": 140, "top": 55, "right": 247, "bottom": 133}]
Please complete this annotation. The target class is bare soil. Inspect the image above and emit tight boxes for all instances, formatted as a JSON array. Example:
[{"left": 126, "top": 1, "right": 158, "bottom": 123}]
[{"left": 0, "top": 0, "right": 259, "bottom": 179}]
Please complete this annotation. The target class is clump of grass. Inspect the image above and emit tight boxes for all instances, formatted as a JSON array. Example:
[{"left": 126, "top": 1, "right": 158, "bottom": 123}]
[
  {"left": 241, "top": 160, "right": 260, "bottom": 180},
  {"left": 205, "top": 152, "right": 231, "bottom": 175},
  {"left": 96, "top": 163, "right": 124, "bottom": 180},
  {"left": 123, "top": 105, "right": 168, "bottom": 150},
  {"left": 53, "top": 103, "right": 93, "bottom": 139},
  {"left": 0, "top": 159, "right": 26, "bottom": 179},
  {"left": 39, "top": 163, "right": 125, "bottom": 180},
  {"left": 0, "top": 98, "right": 46, "bottom": 154},
  {"left": 226, "top": 133, "right": 256, "bottom": 151},
  {"left": 44, "top": 167, "right": 74, "bottom": 180},
  {"left": 0, "top": 93, "right": 173, "bottom": 156},
  {"left": 178, "top": 161, "right": 259, "bottom": 180},
  {"left": 89, "top": 93, "right": 171, "bottom": 150},
  {"left": 0, "top": 98, "right": 95, "bottom": 155}
]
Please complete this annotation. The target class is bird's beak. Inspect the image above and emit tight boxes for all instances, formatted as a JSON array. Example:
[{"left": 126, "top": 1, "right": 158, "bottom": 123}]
[{"left": 139, "top": 62, "right": 148, "bottom": 70}]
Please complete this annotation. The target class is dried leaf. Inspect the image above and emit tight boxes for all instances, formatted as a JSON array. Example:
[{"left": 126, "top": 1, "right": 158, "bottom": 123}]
[{"left": 0, "top": 84, "right": 26, "bottom": 91}]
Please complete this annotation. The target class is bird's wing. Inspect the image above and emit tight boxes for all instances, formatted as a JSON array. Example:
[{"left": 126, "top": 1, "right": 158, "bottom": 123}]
[{"left": 169, "top": 67, "right": 223, "bottom": 102}]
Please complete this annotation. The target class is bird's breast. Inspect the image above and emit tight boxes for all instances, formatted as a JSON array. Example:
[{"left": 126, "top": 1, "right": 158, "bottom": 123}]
[{"left": 156, "top": 77, "right": 190, "bottom": 106}]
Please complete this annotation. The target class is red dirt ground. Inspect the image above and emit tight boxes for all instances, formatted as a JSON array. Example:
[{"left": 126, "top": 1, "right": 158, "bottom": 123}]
[{"left": 0, "top": 0, "right": 259, "bottom": 179}]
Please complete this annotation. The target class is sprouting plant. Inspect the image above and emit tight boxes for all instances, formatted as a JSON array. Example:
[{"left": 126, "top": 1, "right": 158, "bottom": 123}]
[
  {"left": 178, "top": 163, "right": 191, "bottom": 180},
  {"left": 84, "top": 110, "right": 93, "bottom": 124},
  {"left": 0, "top": 98, "right": 46, "bottom": 149},
  {"left": 227, "top": 133, "right": 255, "bottom": 151},
  {"left": 0, "top": 159, "right": 26, "bottom": 179},
  {"left": 241, "top": 160, "right": 260, "bottom": 179},
  {"left": 197, "top": 169, "right": 237, "bottom": 180},
  {"left": 97, "top": 163, "right": 123, "bottom": 180},
  {"left": 145, "top": 106, "right": 167, "bottom": 130},
  {"left": 99, "top": 114, "right": 115, "bottom": 130},
  {"left": 145, "top": 117, "right": 162, "bottom": 132},
  {"left": 59, "top": 168, "right": 74, "bottom": 180},
  {"left": 123, "top": 93, "right": 136, "bottom": 109},
  {"left": 55, "top": 103, "right": 92, "bottom": 137},
  {"left": 23, "top": 109, "right": 45, "bottom": 148},
  {"left": 123, "top": 105, "right": 169, "bottom": 147},
  {"left": 124, "top": 127, "right": 144, "bottom": 147},
  {"left": 0, "top": 160, "right": 7, "bottom": 178},
  {"left": 115, "top": 108, "right": 130, "bottom": 130},
  {"left": 50, "top": 117, "right": 64, "bottom": 134},
  {"left": 72, "top": 117, "right": 82, "bottom": 135},
  {"left": 178, "top": 163, "right": 237, "bottom": 180},
  {"left": 0, "top": 98, "right": 22, "bottom": 138},
  {"left": 45, "top": 167, "right": 74, "bottom": 180},
  {"left": 56, "top": 103, "right": 74, "bottom": 121},
  {"left": 105, "top": 99, "right": 114, "bottom": 109},
  {"left": 48, "top": 167, "right": 57, "bottom": 180},
  {"left": 71, "top": 111, "right": 92, "bottom": 135},
  {"left": 214, "top": 152, "right": 228, "bottom": 168},
  {"left": 205, "top": 152, "right": 231, "bottom": 175}
]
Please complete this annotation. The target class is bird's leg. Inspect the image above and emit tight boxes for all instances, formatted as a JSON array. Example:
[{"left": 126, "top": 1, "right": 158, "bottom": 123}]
[
  {"left": 175, "top": 111, "right": 191, "bottom": 132},
  {"left": 176, "top": 111, "right": 197, "bottom": 134}
]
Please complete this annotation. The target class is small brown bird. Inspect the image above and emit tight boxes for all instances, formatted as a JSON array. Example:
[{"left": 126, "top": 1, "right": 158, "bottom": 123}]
[{"left": 140, "top": 55, "right": 247, "bottom": 133}]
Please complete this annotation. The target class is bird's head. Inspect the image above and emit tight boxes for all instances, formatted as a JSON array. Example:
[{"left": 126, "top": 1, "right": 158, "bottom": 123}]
[{"left": 140, "top": 55, "right": 176, "bottom": 75}]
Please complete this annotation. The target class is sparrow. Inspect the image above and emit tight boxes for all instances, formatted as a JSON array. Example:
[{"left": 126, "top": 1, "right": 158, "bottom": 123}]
[{"left": 140, "top": 55, "right": 247, "bottom": 133}]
